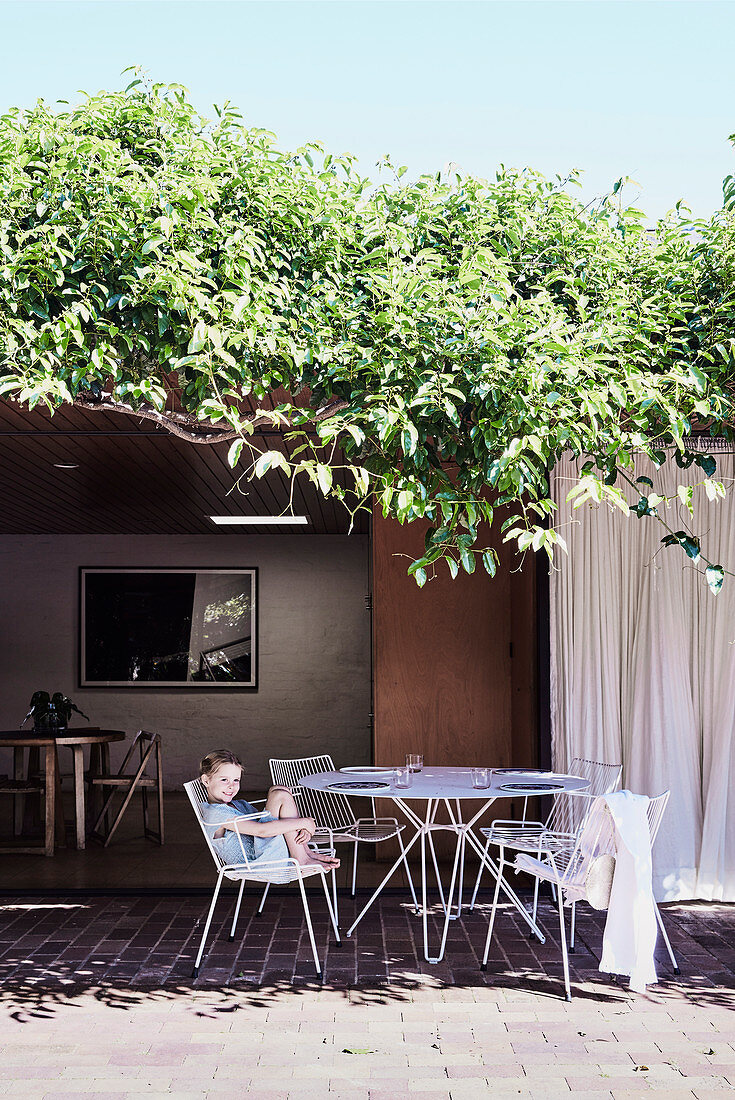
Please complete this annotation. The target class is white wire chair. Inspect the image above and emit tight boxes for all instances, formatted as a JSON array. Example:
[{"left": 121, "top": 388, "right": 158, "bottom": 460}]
[
  {"left": 269, "top": 754, "right": 419, "bottom": 920},
  {"left": 184, "top": 779, "right": 340, "bottom": 979},
  {"left": 480, "top": 790, "right": 678, "bottom": 1000},
  {"left": 469, "top": 757, "right": 622, "bottom": 927}
]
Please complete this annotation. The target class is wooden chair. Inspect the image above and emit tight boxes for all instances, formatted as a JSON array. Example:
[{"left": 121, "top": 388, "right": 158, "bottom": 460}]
[
  {"left": 89, "top": 730, "right": 164, "bottom": 847},
  {"left": 0, "top": 738, "right": 57, "bottom": 856}
]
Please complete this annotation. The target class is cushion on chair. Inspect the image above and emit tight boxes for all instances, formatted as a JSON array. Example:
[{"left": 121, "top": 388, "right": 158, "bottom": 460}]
[
  {"left": 223, "top": 862, "right": 327, "bottom": 885},
  {"left": 585, "top": 853, "right": 616, "bottom": 910}
]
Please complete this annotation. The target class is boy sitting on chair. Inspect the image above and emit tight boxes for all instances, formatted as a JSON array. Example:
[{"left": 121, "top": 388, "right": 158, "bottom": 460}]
[{"left": 200, "top": 749, "right": 340, "bottom": 872}]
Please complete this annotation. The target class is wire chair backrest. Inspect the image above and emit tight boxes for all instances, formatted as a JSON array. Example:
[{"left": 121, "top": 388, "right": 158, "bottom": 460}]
[
  {"left": 646, "top": 790, "right": 670, "bottom": 848},
  {"left": 558, "top": 789, "right": 670, "bottom": 887},
  {"left": 567, "top": 757, "right": 623, "bottom": 795},
  {"left": 546, "top": 758, "right": 623, "bottom": 835},
  {"left": 269, "top": 755, "right": 358, "bottom": 832},
  {"left": 555, "top": 794, "right": 617, "bottom": 885}
]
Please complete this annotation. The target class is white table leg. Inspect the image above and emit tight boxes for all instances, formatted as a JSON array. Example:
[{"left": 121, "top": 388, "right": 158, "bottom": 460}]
[
  {"left": 463, "top": 824, "right": 547, "bottom": 943},
  {"left": 346, "top": 789, "right": 548, "bottom": 962},
  {"left": 345, "top": 816, "right": 424, "bottom": 938}
]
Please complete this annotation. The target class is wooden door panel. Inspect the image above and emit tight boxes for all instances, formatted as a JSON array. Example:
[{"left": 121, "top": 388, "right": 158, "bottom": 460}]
[{"left": 372, "top": 509, "right": 512, "bottom": 769}]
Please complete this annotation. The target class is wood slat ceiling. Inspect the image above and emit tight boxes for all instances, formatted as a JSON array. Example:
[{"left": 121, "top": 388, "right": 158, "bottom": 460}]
[{"left": 0, "top": 400, "right": 368, "bottom": 536}]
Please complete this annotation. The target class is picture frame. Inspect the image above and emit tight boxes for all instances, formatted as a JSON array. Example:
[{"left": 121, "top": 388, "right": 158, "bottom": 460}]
[{"left": 79, "top": 567, "right": 258, "bottom": 689}]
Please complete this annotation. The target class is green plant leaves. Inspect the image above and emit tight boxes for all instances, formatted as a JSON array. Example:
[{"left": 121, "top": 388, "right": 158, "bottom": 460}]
[
  {"left": 706, "top": 565, "right": 724, "bottom": 594},
  {"left": 2, "top": 78, "right": 734, "bottom": 590}
]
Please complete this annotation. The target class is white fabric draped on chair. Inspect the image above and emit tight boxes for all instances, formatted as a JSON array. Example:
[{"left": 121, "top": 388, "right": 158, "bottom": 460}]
[{"left": 550, "top": 446, "right": 735, "bottom": 901}]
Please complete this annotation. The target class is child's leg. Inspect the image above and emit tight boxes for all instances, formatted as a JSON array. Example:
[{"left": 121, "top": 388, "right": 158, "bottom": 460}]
[{"left": 265, "top": 787, "right": 339, "bottom": 868}]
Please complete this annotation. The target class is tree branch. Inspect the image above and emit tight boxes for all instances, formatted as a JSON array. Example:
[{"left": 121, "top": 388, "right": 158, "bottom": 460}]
[{"left": 71, "top": 394, "right": 350, "bottom": 444}]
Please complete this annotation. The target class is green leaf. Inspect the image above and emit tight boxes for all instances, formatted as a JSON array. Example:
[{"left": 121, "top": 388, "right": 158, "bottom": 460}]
[
  {"left": 188, "top": 324, "right": 206, "bottom": 354},
  {"left": 459, "top": 545, "right": 475, "bottom": 573},
  {"left": 687, "top": 363, "right": 707, "bottom": 394},
  {"left": 704, "top": 479, "right": 726, "bottom": 502},
  {"left": 254, "top": 450, "right": 291, "bottom": 478},
  {"left": 481, "top": 550, "right": 497, "bottom": 577},
  {"left": 705, "top": 565, "right": 724, "bottom": 594},
  {"left": 141, "top": 237, "right": 165, "bottom": 255},
  {"left": 402, "top": 423, "right": 419, "bottom": 456},
  {"left": 695, "top": 454, "right": 717, "bottom": 477},
  {"left": 316, "top": 463, "right": 333, "bottom": 495},
  {"left": 228, "top": 438, "right": 244, "bottom": 468},
  {"left": 677, "top": 484, "right": 694, "bottom": 515},
  {"left": 636, "top": 476, "right": 654, "bottom": 488},
  {"left": 681, "top": 536, "right": 701, "bottom": 561}
]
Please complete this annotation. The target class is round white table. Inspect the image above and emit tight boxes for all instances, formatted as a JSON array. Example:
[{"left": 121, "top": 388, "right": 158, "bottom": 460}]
[{"left": 301, "top": 766, "right": 590, "bottom": 963}]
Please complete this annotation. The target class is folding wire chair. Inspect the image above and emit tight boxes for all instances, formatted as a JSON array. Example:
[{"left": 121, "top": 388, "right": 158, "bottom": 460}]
[
  {"left": 184, "top": 779, "right": 340, "bottom": 979},
  {"left": 481, "top": 792, "right": 616, "bottom": 999},
  {"left": 269, "top": 754, "right": 419, "bottom": 923},
  {"left": 469, "top": 757, "right": 622, "bottom": 927},
  {"left": 480, "top": 790, "right": 678, "bottom": 1000}
]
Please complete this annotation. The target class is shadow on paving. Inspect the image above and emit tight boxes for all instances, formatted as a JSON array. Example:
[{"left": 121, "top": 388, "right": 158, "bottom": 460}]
[{"left": 0, "top": 893, "right": 732, "bottom": 1024}]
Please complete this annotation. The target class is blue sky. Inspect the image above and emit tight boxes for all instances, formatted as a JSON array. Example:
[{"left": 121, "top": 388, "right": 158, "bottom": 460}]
[{"left": 1, "top": 0, "right": 734, "bottom": 219}]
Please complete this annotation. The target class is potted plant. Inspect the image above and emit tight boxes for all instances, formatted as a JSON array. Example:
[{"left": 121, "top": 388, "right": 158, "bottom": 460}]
[{"left": 21, "top": 691, "right": 90, "bottom": 732}]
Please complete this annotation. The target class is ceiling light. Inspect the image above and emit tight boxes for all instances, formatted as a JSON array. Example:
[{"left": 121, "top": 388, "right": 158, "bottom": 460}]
[
  {"left": 53, "top": 462, "right": 79, "bottom": 469},
  {"left": 209, "top": 515, "right": 309, "bottom": 526}
]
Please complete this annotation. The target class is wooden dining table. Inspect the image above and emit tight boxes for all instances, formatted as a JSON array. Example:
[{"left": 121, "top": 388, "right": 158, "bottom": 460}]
[
  {"left": 5, "top": 728, "right": 126, "bottom": 850},
  {"left": 55, "top": 729, "right": 126, "bottom": 848}
]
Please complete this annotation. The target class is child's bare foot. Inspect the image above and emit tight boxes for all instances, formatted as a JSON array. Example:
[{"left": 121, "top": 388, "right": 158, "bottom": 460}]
[{"left": 302, "top": 851, "right": 340, "bottom": 869}]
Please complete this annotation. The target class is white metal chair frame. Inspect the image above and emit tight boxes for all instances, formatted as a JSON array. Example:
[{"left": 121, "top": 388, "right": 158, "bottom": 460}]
[
  {"left": 184, "top": 780, "right": 341, "bottom": 979},
  {"left": 469, "top": 757, "right": 622, "bottom": 927},
  {"left": 269, "top": 755, "right": 419, "bottom": 920},
  {"left": 480, "top": 790, "right": 679, "bottom": 1000}
]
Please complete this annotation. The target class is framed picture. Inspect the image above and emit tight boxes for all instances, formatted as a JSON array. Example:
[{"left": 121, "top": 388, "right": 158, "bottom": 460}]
[{"left": 79, "top": 567, "right": 258, "bottom": 688}]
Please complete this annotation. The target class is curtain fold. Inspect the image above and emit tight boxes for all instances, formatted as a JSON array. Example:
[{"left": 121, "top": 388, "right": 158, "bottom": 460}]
[{"left": 550, "top": 451, "right": 735, "bottom": 901}]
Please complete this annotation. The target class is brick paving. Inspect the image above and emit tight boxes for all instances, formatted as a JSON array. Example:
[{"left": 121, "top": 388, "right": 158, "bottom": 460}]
[{"left": 0, "top": 891, "right": 732, "bottom": 1098}]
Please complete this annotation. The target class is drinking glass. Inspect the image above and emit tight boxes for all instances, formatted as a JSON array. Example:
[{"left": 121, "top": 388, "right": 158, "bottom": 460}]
[
  {"left": 393, "top": 766, "right": 413, "bottom": 789},
  {"left": 406, "top": 753, "right": 424, "bottom": 773},
  {"left": 471, "top": 767, "right": 491, "bottom": 789}
]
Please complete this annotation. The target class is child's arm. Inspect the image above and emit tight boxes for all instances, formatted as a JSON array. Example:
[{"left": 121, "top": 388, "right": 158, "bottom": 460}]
[{"left": 215, "top": 814, "right": 316, "bottom": 840}]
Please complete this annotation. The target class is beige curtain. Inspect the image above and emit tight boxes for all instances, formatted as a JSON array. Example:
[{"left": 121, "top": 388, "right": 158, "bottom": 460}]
[{"left": 550, "top": 448, "right": 735, "bottom": 901}]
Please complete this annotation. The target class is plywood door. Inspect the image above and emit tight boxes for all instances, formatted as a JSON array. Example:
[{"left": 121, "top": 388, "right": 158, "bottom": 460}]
[{"left": 372, "top": 509, "right": 513, "bottom": 770}]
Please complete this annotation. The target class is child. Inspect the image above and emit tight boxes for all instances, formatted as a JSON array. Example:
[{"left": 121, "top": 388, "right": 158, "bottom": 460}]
[{"left": 199, "top": 749, "right": 340, "bottom": 873}]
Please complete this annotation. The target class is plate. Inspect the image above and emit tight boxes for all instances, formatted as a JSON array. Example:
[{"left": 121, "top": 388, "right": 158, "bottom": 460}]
[
  {"left": 327, "top": 781, "right": 391, "bottom": 791},
  {"left": 498, "top": 782, "right": 564, "bottom": 794},
  {"left": 339, "top": 766, "right": 396, "bottom": 776},
  {"left": 493, "top": 768, "right": 554, "bottom": 776}
]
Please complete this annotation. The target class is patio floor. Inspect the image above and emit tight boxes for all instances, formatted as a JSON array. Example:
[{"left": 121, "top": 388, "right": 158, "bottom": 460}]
[{"left": 0, "top": 888, "right": 732, "bottom": 1099}]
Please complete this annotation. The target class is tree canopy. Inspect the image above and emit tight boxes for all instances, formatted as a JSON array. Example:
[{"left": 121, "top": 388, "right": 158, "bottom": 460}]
[{"left": 1, "top": 76, "right": 734, "bottom": 588}]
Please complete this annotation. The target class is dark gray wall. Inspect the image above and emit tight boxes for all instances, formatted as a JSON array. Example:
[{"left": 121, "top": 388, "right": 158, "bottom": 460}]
[{"left": 0, "top": 534, "right": 371, "bottom": 789}]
